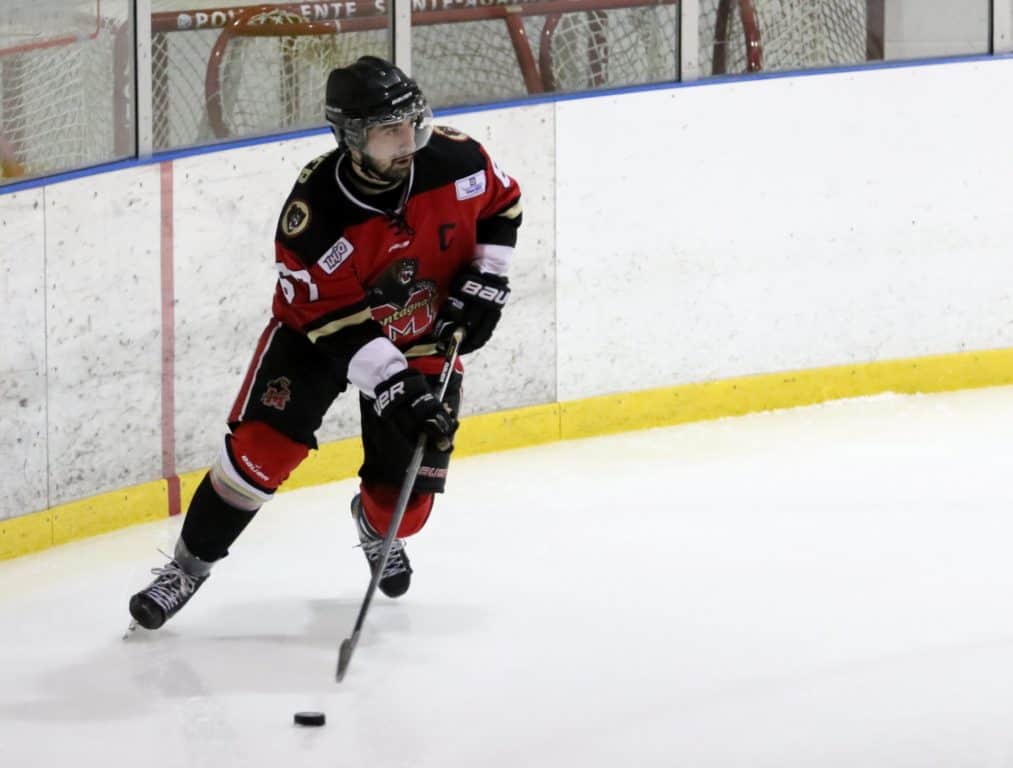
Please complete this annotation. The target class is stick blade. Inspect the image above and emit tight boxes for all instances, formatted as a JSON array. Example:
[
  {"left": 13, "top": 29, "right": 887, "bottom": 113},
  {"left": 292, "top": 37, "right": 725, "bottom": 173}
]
[{"left": 336, "top": 634, "right": 357, "bottom": 682}]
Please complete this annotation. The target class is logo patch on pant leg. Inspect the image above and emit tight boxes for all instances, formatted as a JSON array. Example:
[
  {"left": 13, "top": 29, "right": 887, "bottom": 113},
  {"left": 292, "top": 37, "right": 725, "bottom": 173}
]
[{"left": 261, "top": 377, "right": 292, "bottom": 410}]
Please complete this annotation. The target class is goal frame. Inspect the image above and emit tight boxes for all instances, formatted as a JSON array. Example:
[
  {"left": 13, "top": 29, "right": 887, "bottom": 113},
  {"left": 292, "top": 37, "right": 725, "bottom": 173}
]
[
  {"left": 710, "top": 0, "right": 884, "bottom": 75},
  {"left": 153, "top": 0, "right": 679, "bottom": 139},
  {"left": 0, "top": 0, "right": 134, "bottom": 178}
]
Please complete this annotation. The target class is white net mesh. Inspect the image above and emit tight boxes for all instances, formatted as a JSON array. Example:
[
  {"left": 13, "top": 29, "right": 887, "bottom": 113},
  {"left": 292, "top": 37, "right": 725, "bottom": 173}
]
[
  {"left": 0, "top": 1, "right": 130, "bottom": 180},
  {"left": 151, "top": 5, "right": 381, "bottom": 149},
  {"left": 546, "top": 8, "right": 678, "bottom": 92},
  {"left": 153, "top": 25, "right": 219, "bottom": 150},
  {"left": 207, "top": 9, "right": 382, "bottom": 141},
  {"left": 699, "top": 0, "right": 868, "bottom": 75},
  {"left": 0, "top": 0, "right": 103, "bottom": 48},
  {"left": 151, "top": 2, "right": 678, "bottom": 149},
  {"left": 0, "top": 0, "right": 873, "bottom": 177},
  {"left": 411, "top": 7, "right": 678, "bottom": 102}
]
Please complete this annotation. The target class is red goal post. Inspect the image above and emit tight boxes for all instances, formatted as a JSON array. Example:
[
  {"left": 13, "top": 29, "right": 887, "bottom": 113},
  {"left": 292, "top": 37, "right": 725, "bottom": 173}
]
[
  {"left": 150, "top": 0, "right": 876, "bottom": 147},
  {"left": 0, "top": 0, "right": 133, "bottom": 180},
  {"left": 703, "top": 0, "right": 882, "bottom": 75},
  {"left": 0, "top": 1, "right": 881, "bottom": 177},
  {"left": 151, "top": 0, "right": 679, "bottom": 144}
]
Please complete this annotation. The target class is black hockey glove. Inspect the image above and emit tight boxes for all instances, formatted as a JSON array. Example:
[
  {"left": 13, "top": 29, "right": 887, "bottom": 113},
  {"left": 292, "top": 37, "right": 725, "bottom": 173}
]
[
  {"left": 434, "top": 268, "right": 510, "bottom": 355},
  {"left": 373, "top": 368, "right": 458, "bottom": 451}
]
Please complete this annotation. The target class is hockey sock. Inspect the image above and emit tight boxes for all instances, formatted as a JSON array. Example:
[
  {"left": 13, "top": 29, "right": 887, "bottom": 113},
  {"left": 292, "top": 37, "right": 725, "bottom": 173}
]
[
  {"left": 360, "top": 483, "right": 434, "bottom": 538},
  {"left": 180, "top": 473, "right": 259, "bottom": 563}
]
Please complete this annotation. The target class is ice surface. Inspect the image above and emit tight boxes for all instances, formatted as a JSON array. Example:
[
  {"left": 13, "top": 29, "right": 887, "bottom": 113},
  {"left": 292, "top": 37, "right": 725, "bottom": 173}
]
[{"left": 3, "top": 387, "right": 1013, "bottom": 767}]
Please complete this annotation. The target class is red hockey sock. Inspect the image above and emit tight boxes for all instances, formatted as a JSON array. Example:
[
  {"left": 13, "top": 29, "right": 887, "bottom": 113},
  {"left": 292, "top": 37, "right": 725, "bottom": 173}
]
[{"left": 359, "top": 483, "right": 434, "bottom": 538}]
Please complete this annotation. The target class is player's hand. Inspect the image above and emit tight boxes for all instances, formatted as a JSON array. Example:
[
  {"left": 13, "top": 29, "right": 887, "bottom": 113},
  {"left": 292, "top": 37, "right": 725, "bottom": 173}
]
[
  {"left": 373, "top": 369, "right": 458, "bottom": 451},
  {"left": 434, "top": 268, "right": 510, "bottom": 354}
]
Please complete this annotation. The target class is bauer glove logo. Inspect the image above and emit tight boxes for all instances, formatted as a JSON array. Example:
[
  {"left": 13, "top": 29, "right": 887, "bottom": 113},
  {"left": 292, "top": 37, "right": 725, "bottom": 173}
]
[
  {"left": 374, "top": 381, "right": 405, "bottom": 415},
  {"left": 460, "top": 279, "right": 509, "bottom": 305}
]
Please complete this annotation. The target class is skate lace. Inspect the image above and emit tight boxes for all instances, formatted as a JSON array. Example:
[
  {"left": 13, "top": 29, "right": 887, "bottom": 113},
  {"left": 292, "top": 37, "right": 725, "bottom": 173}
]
[
  {"left": 360, "top": 538, "right": 409, "bottom": 579},
  {"left": 145, "top": 561, "right": 203, "bottom": 613}
]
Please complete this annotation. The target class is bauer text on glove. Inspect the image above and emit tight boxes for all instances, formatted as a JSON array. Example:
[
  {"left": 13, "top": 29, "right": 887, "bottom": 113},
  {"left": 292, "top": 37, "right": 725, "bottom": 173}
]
[
  {"left": 434, "top": 268, "right": 510, "bottom": 354},
  {"left": 373, "top": 369, "right": 458, "bottom": 451}
]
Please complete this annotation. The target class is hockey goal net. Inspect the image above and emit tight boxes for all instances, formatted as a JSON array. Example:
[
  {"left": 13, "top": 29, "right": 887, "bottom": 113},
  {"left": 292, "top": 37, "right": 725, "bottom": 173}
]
[
  {"left": 151, "top": 0, "right": 680, "bottom": 148},
  {"left": 151, "top": 0, "right": 874, "bottom": 149},
  {"left": 700, "top": 0, "right": 877, "bottom": 75},
  {"left": 0, "top": 1, "right": 132, "bottom": 180},
  {"left": 0, "top": 0, "right": 875, "bottom": 178}
]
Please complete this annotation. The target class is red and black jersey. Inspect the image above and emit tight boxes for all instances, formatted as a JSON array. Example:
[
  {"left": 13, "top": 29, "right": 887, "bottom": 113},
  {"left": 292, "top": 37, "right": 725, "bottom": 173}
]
[{"left": 272, "top": 126, "right": 522, "bottom": 376}]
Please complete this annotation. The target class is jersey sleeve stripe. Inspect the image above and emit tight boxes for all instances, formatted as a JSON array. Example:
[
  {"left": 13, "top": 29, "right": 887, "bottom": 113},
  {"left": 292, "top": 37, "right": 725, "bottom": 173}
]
[
  {"left": 493, "top": 199, "right": 523, "bottom": 220},
  {"left": 306, "top": 306, "right": 374, "bottom": 342}
]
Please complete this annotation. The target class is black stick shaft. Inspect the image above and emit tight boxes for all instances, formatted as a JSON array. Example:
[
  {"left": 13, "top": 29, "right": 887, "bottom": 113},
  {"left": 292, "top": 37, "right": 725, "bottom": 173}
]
[{"left": 336, "top": 328, "right": 464, "bottom": 682}]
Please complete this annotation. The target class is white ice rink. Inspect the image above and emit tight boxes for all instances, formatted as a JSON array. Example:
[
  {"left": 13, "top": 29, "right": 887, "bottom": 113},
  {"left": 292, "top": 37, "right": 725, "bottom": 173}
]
[{"left": 4, "top": 387, "right": 1013, "bottom": 767}]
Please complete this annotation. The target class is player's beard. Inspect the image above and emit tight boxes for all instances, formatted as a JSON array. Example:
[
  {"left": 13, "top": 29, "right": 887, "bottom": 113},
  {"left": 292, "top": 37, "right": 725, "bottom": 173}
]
[{"left": 357, "top": 152, "right": 412, "bottom": 187}]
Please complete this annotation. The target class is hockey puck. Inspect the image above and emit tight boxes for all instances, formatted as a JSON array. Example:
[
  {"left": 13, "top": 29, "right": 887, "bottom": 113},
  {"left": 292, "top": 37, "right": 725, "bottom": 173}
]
[{"left": 294, "top": 711, "right": 326, "bottom": 727}]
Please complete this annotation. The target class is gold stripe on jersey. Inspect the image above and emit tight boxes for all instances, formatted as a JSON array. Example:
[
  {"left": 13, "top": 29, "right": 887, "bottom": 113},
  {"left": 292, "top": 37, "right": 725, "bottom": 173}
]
[
  {"left": 434, "top": 125, "right": 470, "bottom": 142},
  {"left": 404, "top": 342, "right": 441, "bottom": 358},
  {"left": 307, "top": 307, "right": 374, "bottom": 343},
  {"left": 497, "top": 200, "right": 523, "bottom": 220}
]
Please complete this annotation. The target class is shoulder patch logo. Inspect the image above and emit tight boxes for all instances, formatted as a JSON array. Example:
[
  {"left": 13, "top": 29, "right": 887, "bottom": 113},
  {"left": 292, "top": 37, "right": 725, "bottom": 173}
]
[
  {"left": 434, "top": 125, "right": 470, "bottom": 142},
  {"left": 282, "top": 200, "right": 311, "bottom": 237},
  {"left": 317, "top": 237, "right": 354, "bottom": 274},
  {"left": 455, "top": 170, "right": 487, "bottom": 201}
]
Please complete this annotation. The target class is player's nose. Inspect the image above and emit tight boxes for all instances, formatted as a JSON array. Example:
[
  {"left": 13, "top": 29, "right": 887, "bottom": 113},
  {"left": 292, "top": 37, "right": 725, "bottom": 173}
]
[{"left": 397, "top": 123, "right": 415, "bottom": 147}]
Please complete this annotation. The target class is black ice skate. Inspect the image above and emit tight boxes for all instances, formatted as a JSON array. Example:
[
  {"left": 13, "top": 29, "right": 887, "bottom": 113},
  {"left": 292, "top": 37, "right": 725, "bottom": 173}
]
[
  {"left": 127, "top": 539, "right": 212, "bottom": 631},
  {"left": 352, "top": 494, "right": 412, "bottom": 598}
]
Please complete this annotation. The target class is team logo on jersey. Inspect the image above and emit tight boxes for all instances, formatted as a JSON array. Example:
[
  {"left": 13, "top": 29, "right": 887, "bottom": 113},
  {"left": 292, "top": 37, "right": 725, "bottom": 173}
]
[
  {"left": 317, "top": 237, "right": 353, "bottom": 274},
  {"left": 371, "top": 259, "right": 418, "bottom": 308},
  {"left": 373, "top": 281, "right": 438, "bottom": 343},
  {"left": 455, "top": 170, "right": 486, "bottom": 201},
  {"left": 260, "top": 377, "right": 292, "bottom": 411},
  {"left": 394, "top": 259, "right": 417, "bottom": 285},
  {"left": 282, "top": 200, "right": 310, "bottom": 237},
  {"left": 370, "top": 259, "right": 437, "bottom": 342},
  {"left": 434, "top": 125, "right": 469, "bottom": 142}
]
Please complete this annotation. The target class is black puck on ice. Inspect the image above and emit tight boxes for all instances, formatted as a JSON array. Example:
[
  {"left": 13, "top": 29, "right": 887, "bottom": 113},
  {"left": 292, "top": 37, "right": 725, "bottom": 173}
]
[{"left": 294, "top": 711, "right": 326, "bottom": 727}]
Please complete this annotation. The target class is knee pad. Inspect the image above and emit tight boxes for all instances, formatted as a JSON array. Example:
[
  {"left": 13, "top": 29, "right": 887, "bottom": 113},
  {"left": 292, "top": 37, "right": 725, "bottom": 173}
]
[
  {"left": 210, "top": 421, "right": 309, "bottom": 511},
  {"left": 360, "top": 483, "right": 434, "bottom": 538}
]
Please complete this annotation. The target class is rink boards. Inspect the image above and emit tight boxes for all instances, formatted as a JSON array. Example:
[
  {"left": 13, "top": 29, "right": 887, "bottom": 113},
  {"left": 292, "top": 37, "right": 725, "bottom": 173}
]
[{"left": 3, "top": 55, "right": 1013, "bottom": 557}]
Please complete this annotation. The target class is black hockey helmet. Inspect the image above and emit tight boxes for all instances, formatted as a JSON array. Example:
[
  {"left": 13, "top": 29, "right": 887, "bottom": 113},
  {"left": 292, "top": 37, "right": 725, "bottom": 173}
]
[{"left": 325, "top": 56, "right": 433, "bottom": 154}]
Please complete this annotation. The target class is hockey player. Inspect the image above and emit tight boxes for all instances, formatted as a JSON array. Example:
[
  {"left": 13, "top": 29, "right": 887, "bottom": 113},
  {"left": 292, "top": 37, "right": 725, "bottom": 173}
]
[{"left": 128, "top": 56, "right": 521, "bottom": 631}]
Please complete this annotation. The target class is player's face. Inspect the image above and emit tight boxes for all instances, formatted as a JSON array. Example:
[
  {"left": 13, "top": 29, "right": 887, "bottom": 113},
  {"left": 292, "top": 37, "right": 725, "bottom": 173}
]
[{"left": 363, "top": 120, "right": 416, "bottom": 181}]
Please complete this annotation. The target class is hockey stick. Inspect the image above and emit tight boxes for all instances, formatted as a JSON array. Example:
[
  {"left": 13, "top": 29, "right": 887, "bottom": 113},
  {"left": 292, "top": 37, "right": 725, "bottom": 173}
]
[{"left": 336, "top": 326, "right": 465, "bottom": 682}]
